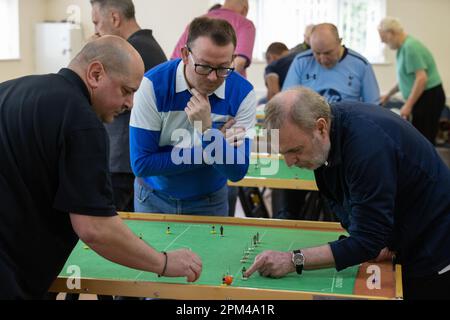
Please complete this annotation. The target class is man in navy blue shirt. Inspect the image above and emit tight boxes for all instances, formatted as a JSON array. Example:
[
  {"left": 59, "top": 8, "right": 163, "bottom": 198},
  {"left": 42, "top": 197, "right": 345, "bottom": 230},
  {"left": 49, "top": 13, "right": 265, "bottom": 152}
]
[{"left": 245, "top": 87, "right": 450, "bottom": 300}]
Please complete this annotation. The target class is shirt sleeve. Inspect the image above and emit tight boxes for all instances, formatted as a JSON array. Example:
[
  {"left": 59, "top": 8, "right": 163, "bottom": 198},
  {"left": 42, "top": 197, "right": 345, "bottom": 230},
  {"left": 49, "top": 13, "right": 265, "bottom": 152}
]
[
  {"left": 53, "top": 127, "right": 117, "bottom": 217},
  {"left": 265, "top": 62, "right": 278, "bottom": 77},
  {"left": 405, "top": 45, "right": 428, "bottom": 74},
  {"left": 361, "top": 64, "right": 381, "bottom": 104},
  {"left": 171, "top": 25, "right": 189, "bottom": 59},
  {"left": 234, "top": 20, "right": 256, "bottom": 66},
  {"left": 130, "top": 77, "right": 206, "bottom": 177},
  {"left": 282, "top": 57, "right": 303, "bottom": 91},
  {"left": 329, "top": 131, "right": 396, "bottom": 271}
]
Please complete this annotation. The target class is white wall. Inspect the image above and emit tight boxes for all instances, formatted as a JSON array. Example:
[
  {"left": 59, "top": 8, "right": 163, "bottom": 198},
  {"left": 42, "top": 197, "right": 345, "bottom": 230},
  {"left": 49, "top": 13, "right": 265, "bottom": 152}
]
[
  {"left": 45, "top": 0, "right": 211, "bottom": 57},
  {"left": 0, "top": 0, "right": 47, "bottom": 82},
  {"left": 248, "top": 0, "right": 450, "bottom": 99},
  {"left": 2, "top": 0, "right": 449, "bottom": 102}
]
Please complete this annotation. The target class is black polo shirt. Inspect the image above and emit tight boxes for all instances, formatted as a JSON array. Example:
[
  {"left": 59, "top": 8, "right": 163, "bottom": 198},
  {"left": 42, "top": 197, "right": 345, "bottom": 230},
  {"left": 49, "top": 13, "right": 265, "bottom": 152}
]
[
  {"left": 104, "top": 29, "right": 167, "bottom": 174},
  {"left": 0, "top": 69, "right": 116, "bottom": 299}
]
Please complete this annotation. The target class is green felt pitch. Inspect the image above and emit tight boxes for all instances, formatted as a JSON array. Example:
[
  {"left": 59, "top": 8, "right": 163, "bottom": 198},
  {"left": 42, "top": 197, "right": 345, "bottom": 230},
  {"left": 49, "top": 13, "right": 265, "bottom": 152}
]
[
  {"left": 247, "top": 157, "right": 315, "bottom": 181},
  {"left": 60, "top": 220, "right": 357, "bottom": 295}
]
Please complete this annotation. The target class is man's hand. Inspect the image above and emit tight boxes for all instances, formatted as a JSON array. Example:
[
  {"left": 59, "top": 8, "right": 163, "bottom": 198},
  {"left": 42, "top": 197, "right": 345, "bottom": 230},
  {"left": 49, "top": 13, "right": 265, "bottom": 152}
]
[
  {"left": 380, "top": 94, "right": 390, "bottom": 106},
  {"left": 164, "top": 249, "right": 203, "bottom": 282},
  {"left": 244, "top": 251, "right": 295, "bottom": 279},
  {"left": 219, "top": 119, "right": 246, "bottom": 147},
  {"left": 400, "top": 104, "right": 413, "bottom": 120},
  {"left": 370, "top": 247, "right": 395, "bottom": 263},
  {"left": 185, "top": 88, "right": 212, "bottom": 132}
]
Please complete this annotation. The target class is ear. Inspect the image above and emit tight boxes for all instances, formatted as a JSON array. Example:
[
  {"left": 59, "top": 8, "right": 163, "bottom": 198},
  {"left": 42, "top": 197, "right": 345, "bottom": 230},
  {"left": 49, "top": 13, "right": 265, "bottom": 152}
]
[
  {"left": 316, "top": 118, "right": 329, "bottom": 137},
  {"left": 241, "top": 4, "right": 249, "bottom": 17},
  {"left": 85, "top": 61, "right": 105, "bottom": 90},
  {"left": 181, "top": 46, "right": 190, "bottom": 64},
  {"left": 111, "top": 10, "right": 121, "bottom": 28}
]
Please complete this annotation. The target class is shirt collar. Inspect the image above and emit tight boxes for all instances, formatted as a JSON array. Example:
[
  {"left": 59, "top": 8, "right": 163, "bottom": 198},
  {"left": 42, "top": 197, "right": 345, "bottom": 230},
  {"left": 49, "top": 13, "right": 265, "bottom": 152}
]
[
  {"left": 323, "top": 104, "right": 342, "bottom": 168},
  {"left": 175, "top": 59, "right": 226, "bottom": 99},
  {"left": 339, "top": 46, "right": 349, "bottom": 63},
  {"left": 57, "top": 68, "right": 91, "bottom": 104}
]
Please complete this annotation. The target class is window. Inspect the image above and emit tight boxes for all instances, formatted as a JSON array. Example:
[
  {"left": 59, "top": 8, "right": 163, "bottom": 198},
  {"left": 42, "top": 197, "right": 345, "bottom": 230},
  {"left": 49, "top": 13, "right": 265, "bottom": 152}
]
[
  {"left": 0, "top": 0, "right": 20, "bottom": 60},
  {"left": 212, "top": 0, "right": 386, "bottom": 63}
]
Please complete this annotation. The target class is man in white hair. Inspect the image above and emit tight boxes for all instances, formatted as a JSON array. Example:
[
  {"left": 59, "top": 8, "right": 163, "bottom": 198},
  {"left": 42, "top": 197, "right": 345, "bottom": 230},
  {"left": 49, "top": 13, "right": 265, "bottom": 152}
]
[{"left": 378, "top": 17, "right": 446, "bottom": 145}]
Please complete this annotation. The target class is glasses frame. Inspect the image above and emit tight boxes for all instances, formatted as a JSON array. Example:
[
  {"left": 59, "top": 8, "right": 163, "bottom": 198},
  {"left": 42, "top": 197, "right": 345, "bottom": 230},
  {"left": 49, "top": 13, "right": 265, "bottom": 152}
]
[{"left": 186, "top": 46, "right": 235, "bottom": 78}]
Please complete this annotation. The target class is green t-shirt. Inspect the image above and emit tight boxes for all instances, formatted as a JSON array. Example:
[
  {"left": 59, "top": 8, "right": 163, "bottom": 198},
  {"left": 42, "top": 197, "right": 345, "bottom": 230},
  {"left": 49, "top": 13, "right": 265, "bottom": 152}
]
[{"left": 397, "top": 35, "right": 442, "bottom": 99}]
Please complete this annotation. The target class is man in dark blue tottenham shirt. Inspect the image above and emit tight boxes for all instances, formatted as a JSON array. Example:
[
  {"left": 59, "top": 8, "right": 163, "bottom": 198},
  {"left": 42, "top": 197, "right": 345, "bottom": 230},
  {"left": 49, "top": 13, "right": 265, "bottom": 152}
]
[{"left": 244, "top": 87, "right": 450, "bottom": 300}]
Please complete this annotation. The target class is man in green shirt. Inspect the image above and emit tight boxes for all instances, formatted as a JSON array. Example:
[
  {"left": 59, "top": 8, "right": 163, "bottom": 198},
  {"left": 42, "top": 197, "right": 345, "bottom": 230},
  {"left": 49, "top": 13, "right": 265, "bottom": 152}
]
[{"left": 378, "top": 17, "right": 446, "bottom": 145}]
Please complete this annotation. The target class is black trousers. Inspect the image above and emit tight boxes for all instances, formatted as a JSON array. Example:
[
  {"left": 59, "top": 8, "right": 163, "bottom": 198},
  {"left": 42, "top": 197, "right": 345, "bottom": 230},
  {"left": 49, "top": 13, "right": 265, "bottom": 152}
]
[
  {"left": 403, "top": 269, "right": 450, "bottom": 300},
  {"left": 271, "top": 189, "right": 308, "bottom": 220},
  {"left": 412, "top": 84, "right": 446, "bottom": 145}
]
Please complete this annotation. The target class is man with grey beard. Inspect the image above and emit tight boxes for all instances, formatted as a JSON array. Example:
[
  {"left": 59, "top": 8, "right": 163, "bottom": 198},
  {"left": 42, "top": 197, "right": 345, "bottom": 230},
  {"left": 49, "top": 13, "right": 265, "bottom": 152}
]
[{"left": 245, "top": 87, "right": 450, "bottom": 300}]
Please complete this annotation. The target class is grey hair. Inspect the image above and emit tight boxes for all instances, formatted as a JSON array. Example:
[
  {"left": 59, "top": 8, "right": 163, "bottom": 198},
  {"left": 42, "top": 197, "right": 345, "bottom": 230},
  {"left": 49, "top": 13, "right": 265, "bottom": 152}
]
[
  {"left": 378, "top": 17, "right": 404, "bottom": 33},
  {"left": 265, "top": 87, "right": 332, "bottom": 132},
  {"left": 90, "top": 0, "right": 136, "bottom": 20}
]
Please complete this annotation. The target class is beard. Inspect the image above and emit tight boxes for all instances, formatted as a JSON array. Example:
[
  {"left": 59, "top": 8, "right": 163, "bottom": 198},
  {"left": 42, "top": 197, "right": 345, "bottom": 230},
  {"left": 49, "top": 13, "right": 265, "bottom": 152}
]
[{"left": 309, "top": 132, "right": 331, "bottom": 170}]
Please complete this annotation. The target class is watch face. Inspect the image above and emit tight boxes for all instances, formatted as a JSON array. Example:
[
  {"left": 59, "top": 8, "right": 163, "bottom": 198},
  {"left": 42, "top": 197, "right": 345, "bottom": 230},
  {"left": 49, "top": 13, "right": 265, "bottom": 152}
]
[{"left": 294, "top": 253, "right": 304, "bottom": 266}]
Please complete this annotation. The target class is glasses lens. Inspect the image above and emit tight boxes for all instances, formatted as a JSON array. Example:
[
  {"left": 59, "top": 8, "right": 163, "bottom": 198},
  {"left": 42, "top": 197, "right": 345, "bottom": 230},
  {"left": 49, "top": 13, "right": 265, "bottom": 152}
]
[
  {"left": 195, "top": 65, "right": 212, "bottom": 75},
  {"left": 217, "top": 68, "right": 232, "bottom": 78}
]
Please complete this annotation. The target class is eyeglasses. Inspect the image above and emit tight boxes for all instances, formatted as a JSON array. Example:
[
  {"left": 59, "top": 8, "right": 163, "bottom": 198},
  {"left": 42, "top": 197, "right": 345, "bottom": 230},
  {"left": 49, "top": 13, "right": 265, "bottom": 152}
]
[{"left": 187, "top": 47, "right": 235, "bottom": 78}]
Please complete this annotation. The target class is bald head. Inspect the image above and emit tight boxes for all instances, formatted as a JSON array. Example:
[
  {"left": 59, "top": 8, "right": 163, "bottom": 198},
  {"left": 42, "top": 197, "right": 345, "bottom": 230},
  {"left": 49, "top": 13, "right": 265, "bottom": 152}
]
[
  {"left": 309, "top": 23, "right": 343, "bottom": 69},
  {"left": 223, "top": 0, "right": 249, "bottom": 16},
  {"left": 69, "top": 35, "right": 145, "bottom": 123},
  {"left": 311, "top": 23, "right": 340, "bottom": 43},
  {"left": 70, "top": 35, "right": 144, "bottom": 80}
]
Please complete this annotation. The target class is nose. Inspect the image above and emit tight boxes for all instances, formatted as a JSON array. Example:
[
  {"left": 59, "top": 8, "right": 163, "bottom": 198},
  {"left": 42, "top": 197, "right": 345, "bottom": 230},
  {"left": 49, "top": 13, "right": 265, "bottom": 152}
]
[
  {"left": 284, "top": 154, "right": 297, "bottom": 167},
  {"left": 124, "top": 94, "right": 134, "bottom": 110},
  {"left": 207, "top": 70, "right": 218, "bottom": 81}
]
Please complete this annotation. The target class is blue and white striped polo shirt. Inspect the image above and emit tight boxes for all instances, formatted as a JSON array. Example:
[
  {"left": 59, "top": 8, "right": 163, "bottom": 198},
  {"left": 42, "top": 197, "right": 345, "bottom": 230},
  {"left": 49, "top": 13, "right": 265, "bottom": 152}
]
[{"left": 130, "top": 59, "right": 256, "bottom": 200}]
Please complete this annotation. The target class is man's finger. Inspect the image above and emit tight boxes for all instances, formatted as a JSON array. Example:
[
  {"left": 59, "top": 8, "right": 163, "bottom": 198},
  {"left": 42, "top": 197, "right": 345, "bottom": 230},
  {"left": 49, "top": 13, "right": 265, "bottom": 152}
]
[
  {"left": 244, "top": 255, "right": 265, "bottom": 278},
  {"left": 190, "top": 264, "right": 201, "bottom": 282},
  {"left": 191, "top": 88, "right": 207, "bottom": 102},
  {"left": 221, "top": 119, "right": 236, "bottom": 131},
  {"left": 189, "top": 94, "right": 202, "bottom": 105}
]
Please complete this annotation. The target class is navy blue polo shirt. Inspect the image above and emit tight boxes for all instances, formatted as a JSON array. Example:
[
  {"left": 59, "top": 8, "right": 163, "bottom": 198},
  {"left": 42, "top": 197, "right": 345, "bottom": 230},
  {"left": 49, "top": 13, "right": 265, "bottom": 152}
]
[
  {"left": 264, "top": 51, "right": 298, "bottom": 89},
  {"left": 315, "top": 102, "right": 450, "bottom": 278}
]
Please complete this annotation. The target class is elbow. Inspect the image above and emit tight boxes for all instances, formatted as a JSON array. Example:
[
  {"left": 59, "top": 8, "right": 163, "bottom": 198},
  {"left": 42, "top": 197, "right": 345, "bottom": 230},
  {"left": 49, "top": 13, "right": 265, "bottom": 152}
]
[
  {"left": 131, "top": 157, "right": 148, "bottom": 178},
  {"left": 229, "top": 175, "right": 244, "bottom": 183},
  {"left": 228, "top": 164, "right": 249, "bottom": 182},
  {"left": 70, "top": 215, "right": 102, "bottom": 246},
  {"left": 353, "top": 235, "right": 386, "bottom": 261}
]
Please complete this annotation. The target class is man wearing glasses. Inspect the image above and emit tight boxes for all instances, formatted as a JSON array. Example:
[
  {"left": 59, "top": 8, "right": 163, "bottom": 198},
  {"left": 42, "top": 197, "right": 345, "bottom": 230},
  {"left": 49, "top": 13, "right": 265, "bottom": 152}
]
[{"left": 130, "top": 17, "right": 256, "bottom": 216}]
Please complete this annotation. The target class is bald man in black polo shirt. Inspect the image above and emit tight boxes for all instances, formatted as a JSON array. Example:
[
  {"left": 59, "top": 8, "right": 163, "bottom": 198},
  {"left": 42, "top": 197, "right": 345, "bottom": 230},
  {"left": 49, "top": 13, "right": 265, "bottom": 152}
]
[{"left": 0, "top": 36, "right": 202, "bottom": 299}]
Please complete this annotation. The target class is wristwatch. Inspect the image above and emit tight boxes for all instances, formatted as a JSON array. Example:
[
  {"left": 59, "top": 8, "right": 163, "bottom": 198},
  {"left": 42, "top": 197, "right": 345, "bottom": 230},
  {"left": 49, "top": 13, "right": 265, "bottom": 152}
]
[{"left": 292, "top": 250, "right": 305, "bottom": 274}]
